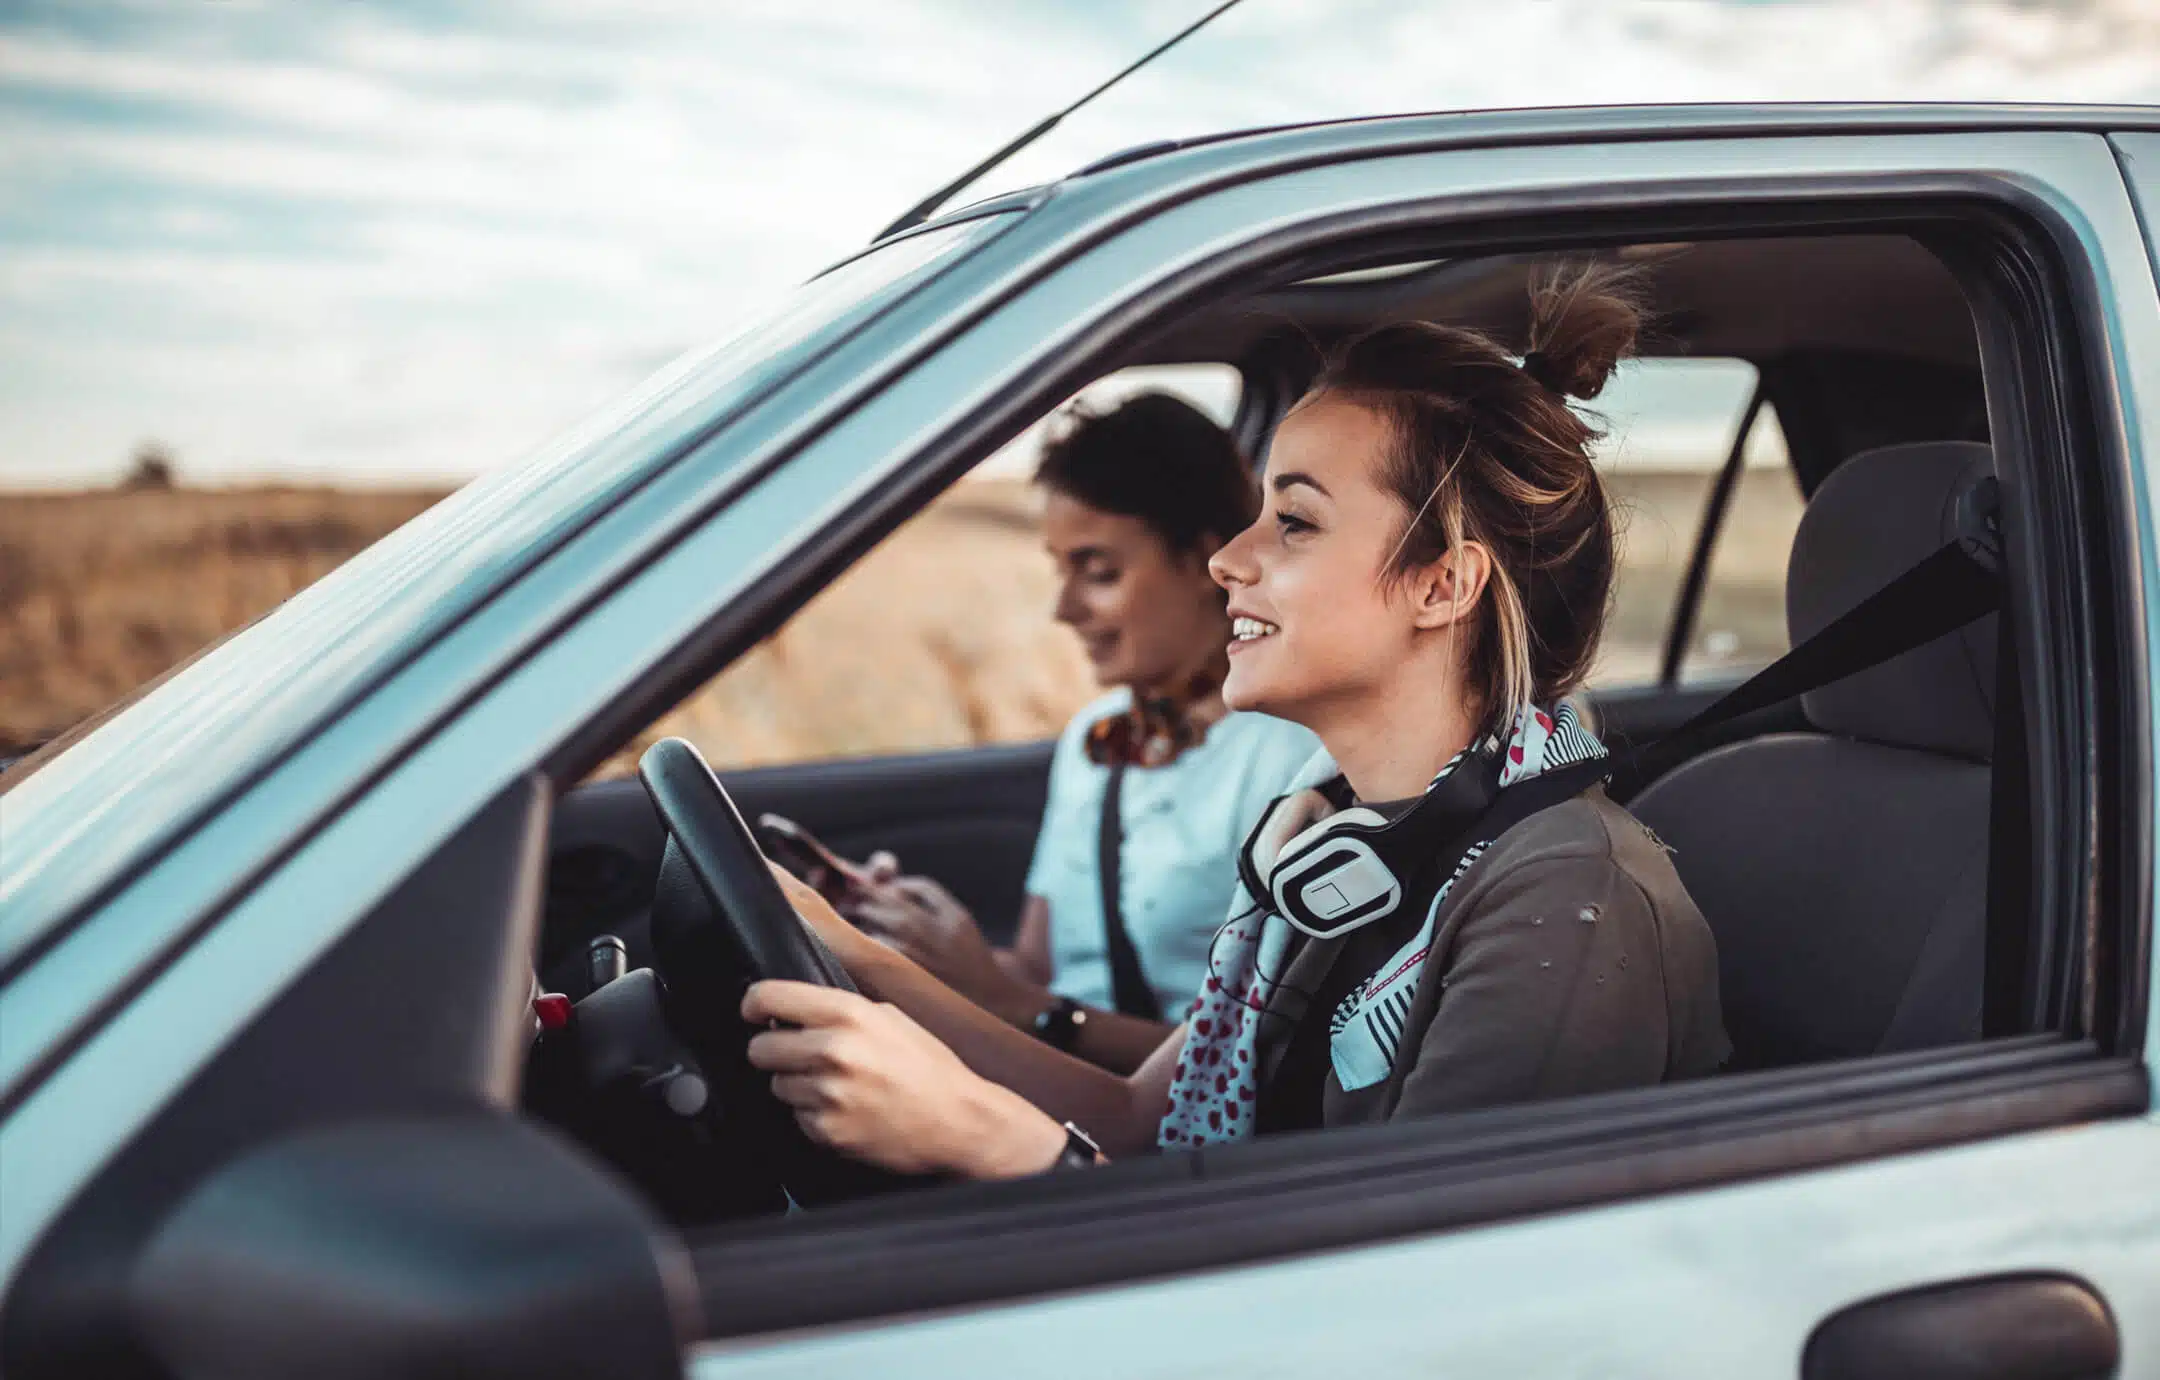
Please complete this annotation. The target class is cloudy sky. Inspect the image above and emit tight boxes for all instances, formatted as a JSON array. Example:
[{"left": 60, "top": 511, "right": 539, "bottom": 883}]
[{"left": 4, "top": 0, "right": 2157, "bottom": 487}]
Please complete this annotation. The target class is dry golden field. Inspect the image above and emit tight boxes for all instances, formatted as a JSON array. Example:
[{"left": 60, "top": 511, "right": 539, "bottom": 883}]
[
  {"left": 0, "top": 469, "right": 1798, "bottom": 771},
  {"left": 1, "top": 485, "right": 443, "bottom": 754},
  {"left": 0, "top": 480, "right": 1098, "bottom": 772}
]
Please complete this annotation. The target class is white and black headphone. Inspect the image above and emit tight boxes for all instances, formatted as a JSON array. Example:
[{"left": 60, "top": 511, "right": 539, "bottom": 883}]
[
  {"left": 1237, "top": 768, "right": 1495, "bottom": 941},
  {"left": 1238, "top": 726, "right": 1621, "bottom": 943},
  {"left": 1255, "top": 807, "right": 1408, "bottom": 939}
]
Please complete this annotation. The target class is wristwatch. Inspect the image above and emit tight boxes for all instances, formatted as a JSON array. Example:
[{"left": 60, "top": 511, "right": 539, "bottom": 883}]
[
  {"left": 1047, "top": 1120, "right": 1104, "bottom": 1173},
  {"left": 1031, "top": 994, "right": 1089, "bottom": 1051}
]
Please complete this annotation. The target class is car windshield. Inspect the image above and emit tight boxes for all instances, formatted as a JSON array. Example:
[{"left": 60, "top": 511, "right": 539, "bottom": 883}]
[{"left": 0, "top": 210, "right": 1017, "bottom": 955}]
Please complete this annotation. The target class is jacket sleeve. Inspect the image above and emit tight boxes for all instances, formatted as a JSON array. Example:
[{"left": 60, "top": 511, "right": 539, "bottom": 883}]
[{"left": 1388, "top": 849, "right": 1675, "bottom": 1120}]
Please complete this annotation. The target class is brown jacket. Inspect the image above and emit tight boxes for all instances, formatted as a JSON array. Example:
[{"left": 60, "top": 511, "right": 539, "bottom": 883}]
[{"left": 1257, "top": 787, "right": 1730, "bottom": 1126}]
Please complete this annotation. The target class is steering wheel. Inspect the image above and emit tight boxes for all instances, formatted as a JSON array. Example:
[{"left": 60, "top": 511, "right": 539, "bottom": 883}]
[
  {"left": 635, "top": 737, "right": 912, "bottom": 1207},
  {"left": 638, "top": 736, "right": 855, "bottom": 992}
]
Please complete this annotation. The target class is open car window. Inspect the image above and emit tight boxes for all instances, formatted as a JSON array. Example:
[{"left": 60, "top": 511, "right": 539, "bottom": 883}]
[
  {"left": 587, "top": 361, "right": 1242, "bottom": 779},
  {"left": 1586, "top": 358, "right": 1796, "bottom": 689}
]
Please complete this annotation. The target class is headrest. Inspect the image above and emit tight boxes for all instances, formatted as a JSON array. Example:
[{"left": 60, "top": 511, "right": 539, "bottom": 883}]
[{"left": 1786, "top": 441, "right": 1998, "bottom": 761}]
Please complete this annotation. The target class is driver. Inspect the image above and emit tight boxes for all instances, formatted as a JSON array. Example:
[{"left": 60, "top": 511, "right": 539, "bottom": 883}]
[{"left": 742, "top": 264, "right": 1730, "bottom": 1175}]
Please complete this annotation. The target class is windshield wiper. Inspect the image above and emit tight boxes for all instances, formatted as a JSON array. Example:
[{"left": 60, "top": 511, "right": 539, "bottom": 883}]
[{"left": 873, "top": 0, "right": 1248, "bottom": 242}]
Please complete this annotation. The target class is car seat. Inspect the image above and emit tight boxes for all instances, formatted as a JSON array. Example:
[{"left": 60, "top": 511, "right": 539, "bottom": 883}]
[{"left": 1631, "top": 441, "right": 1999, "bottom": 1070}]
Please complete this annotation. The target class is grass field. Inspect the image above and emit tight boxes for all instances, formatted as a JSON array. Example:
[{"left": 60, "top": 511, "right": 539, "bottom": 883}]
[{"left": 0, "top": 469, "right": 1800, "bottom": 772}]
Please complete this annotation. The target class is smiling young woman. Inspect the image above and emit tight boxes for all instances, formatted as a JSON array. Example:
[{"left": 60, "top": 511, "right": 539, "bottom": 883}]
[{"left": 742, "top": 263, "right": 1728, "bottom": 1176}]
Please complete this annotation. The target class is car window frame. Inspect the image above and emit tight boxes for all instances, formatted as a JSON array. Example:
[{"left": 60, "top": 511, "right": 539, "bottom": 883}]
[
  {"left": 1659, "top": 375, "right": 1770, "bottom": 685},
  {"left": 625, "top": 136, "right": 2146, "bottom": 1337}
]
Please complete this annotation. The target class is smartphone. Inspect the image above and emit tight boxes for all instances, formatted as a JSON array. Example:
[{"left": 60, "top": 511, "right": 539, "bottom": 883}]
[{"left": 756, "top": 813, "right": 877, "bottom": 909}]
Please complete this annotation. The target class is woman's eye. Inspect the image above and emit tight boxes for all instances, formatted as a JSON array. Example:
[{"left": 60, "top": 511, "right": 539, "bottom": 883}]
[
  {"left": 1085, "top": 565, "right": 1122, "bottom": 586},
  {"left": 1276, "top": 510, "right": 1315, "bottom": 536}
]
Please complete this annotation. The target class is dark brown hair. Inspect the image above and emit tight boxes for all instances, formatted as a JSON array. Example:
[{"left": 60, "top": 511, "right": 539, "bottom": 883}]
[
  {"left": 1034, "top": 391, "right": 1257, "bottom": 559},
  {"left": 1309, "top": 261, "right": 1646, "bottom": 731}
]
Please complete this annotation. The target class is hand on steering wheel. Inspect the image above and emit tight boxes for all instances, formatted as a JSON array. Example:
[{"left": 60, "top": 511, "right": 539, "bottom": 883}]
[
  {"left": 741, "top": 980, "right": 1060, "bottom": 1178},
  {"left": 636, "top": 736, "right": 919, "bottom": 1205}
]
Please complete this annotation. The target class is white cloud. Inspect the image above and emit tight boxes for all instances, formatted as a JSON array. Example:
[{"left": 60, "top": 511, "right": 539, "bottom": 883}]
[{"left": 1, "top": 0, "right": 2154, "bottom": 487}]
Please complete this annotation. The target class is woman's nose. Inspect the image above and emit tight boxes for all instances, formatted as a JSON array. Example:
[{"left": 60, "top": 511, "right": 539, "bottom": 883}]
[
  {"left": 1053, "top": 580, "right": 1085, "bottom": 627},
  {"left": 1208, "top": 523, "right": 1258, "bottom": 591}
]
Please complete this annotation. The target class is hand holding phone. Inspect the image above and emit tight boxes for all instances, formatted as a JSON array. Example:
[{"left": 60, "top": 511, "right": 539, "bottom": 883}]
[{"left": 756, "top": 813, "right": 880, "bottom": 911}]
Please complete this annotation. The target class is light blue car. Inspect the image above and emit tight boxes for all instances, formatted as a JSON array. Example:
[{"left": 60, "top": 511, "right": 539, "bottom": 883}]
[{"left": 4, "top": 104, "right": 2159, "bottom": 1379}]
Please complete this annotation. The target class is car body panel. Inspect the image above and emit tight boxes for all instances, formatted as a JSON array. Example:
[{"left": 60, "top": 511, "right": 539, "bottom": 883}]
[
  {"left": 1, "top": 106, "right": 2157, "bottom": 1357},
  {"left": 2108, "top": 130, "right": 2160, "bottom": 1067},
  {"left": 689, "top": 1114, "right": 2160, "bottom": 1378}
]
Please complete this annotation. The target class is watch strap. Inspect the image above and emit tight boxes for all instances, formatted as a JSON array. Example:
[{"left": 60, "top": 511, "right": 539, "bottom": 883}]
[
  {"left": 1049, "top": 1121, "right": 1104, "bottom": 1172},
  {"left": 1032, "top": 994, "right": 1087, "bottom": 1051}
]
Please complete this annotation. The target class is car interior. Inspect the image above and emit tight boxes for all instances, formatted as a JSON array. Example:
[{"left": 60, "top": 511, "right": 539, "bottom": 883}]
[{"left": 526, "top": 228, "right": 2022, "bottom": 1215}]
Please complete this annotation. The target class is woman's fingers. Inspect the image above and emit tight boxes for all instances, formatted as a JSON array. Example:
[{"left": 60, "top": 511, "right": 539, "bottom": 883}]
[
  {"left": 864, "top": 850, "right": 901, "bottom": 884},
  {"left": 847, "top": 896, "right": 910, "bottom": 930},
  {"left": 741, "top": 977, "right": 868, "bottom": 1029},
  {"left": 890, "top": 875, "right": 956, "bottom": 908},
  {"left": 851, "top": 898, "right": 940, "bottom": 953},
  {"left": 744, "top": 1024, "right": 840, "bottom": 1073},
  {"left": 768, "top": 1072, "right": 836, "bottom": 1110}
]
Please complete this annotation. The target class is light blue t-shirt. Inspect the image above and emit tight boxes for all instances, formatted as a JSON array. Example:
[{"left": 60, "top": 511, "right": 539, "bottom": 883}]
[{"left": 1024, "top": 690, "right": 1321, "bottom": 1019}]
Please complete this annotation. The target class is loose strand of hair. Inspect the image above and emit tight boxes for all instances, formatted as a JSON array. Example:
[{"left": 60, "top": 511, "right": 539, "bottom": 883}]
[{"left": 1381, "top": 428, "right": 1474, "bottom": 577}]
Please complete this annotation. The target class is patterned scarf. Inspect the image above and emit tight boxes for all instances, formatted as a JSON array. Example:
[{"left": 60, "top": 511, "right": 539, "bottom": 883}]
[
  {"left": 1081, "top": 667, "right": 1227, "bottom": 769},
  {"left": 1157, "top": 702, "right": 1606, "bottom": 1148}
]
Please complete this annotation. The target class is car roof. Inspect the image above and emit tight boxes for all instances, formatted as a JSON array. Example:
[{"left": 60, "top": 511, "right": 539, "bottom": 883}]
[{"left": 1040, "top": 99, "right": 2160, "bottom": 192}]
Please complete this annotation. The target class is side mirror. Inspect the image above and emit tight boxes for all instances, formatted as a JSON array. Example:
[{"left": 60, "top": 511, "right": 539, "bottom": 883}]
[{"left": 129, "top": 1114, "right": 696, "bottom": 1380}]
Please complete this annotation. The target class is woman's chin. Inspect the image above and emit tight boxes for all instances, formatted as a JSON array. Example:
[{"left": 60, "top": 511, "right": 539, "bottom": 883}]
[
  {"left": 1220, "top": 662, "right": 1272, "bottom": 715},
  {"left": 1086, "top": 653, "right": 1131, "bottom": 688}
]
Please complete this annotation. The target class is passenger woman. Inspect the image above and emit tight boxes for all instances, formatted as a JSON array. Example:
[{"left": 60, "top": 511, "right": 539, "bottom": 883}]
[{"left": 744, "top": 265, "right": 1728, "bottom": 1175}]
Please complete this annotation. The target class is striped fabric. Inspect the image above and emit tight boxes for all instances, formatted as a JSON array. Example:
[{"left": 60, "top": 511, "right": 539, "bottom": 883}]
[
  {"left": 1159, "top": 703, "right": 1607, "bottom": 1146},
  {"left": 1329, "top": 704, "right": 1605, "bottom": 1091}
]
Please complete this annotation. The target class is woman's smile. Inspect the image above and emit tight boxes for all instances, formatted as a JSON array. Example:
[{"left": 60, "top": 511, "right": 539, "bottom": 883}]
[
  {"left": 1080, "top": 628, "right": 1122, "bottom": 665},
  {"left": 1227, "top": 614, "right": 1279, "bottom": 652}
]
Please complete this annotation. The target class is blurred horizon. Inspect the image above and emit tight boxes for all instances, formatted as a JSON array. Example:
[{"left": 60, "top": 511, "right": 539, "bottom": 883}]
[{"left": 4, "top": 0, "right": 2155, "bottom": 490}]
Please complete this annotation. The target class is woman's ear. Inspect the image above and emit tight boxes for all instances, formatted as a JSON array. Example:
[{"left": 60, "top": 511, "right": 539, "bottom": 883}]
[{"left": 1408, "top": 543, "right": 1492, "bottom": 631}]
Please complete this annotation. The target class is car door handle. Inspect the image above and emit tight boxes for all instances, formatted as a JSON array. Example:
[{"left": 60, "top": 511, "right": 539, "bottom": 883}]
[{"left": 1804, "top": 1272, "right": 2118, "bottom": 1380}]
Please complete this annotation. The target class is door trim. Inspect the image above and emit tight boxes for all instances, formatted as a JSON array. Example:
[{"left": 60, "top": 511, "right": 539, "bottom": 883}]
[{"left": 689, "top": 1046, "right": 2142, "bottom": 1339}]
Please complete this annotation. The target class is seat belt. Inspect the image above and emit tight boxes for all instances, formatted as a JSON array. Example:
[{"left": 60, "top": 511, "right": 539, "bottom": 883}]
[
  {"left": 1096, "top": 763, "right": 1163, "bottom": 1021},
  {"left": 1523, "top": 476, "right": 2007, "bottom": 810}
]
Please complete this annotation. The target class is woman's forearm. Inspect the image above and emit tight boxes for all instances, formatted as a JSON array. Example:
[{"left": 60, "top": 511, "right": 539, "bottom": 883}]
[
  {"left": 850, "top": 943, "right": 1175, "bottom": 1156},
  {"left": 992, "top": 948, "right": 1050, "bottom": 987},
  {"left": 978, "top": 972, "right": 1175, "bottom": 1077}
]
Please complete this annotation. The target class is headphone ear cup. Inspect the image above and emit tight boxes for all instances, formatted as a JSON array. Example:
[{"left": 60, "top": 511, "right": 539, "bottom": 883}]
[{"left": 1269, "top": 816, "right": 1405, "bottom": 940}]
